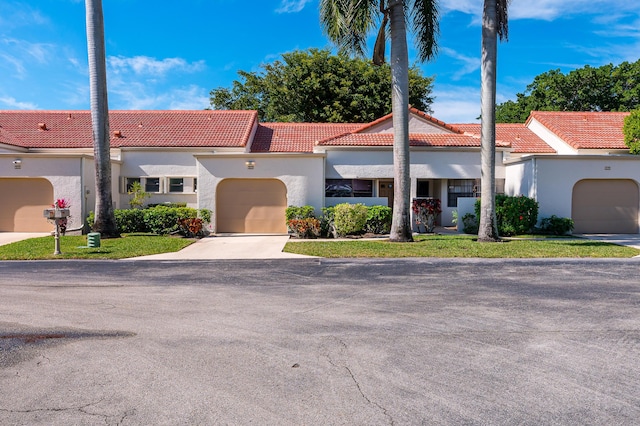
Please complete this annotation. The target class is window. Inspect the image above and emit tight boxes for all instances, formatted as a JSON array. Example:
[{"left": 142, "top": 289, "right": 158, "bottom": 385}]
[
  {"left": 325, "top": 179, "right": 373, "bottom": 197},
  {"left": 168, "top": 178, "right": 184, "bottom": 193},
  {"left": 417, "top": 180, "right": 430, "bottom": 198},
  {"left": 125, "top": 177, "right": 140, "bottom": 192},
  {"left": 447, "top": 179, "right": 476, "bottom": 207},
  {"left": 193, "top": 178, "right": 197, "bottom": 193},
  {"left": 145, "top": 177, "right": 160, "bottom": 193}
]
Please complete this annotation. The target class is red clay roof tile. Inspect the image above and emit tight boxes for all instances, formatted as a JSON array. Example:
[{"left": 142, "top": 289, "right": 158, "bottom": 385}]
[
  {"left": 252, "top": 123, "right": 362, "bottom": 153},
  {"left": 0, "top": 110, "right": 258, "bottom": 149},
  {"left": 317, "top": 132, "right": 504, "bottom": 147},
  {"left": 455, "top": 123, "right": 556, "bottom": 153},
  {"left": 527, "top": 111, "right": 629, "bottom": 150}
]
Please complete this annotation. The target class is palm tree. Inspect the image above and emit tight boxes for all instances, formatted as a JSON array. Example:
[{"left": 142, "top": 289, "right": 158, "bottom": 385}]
[
  {"left": 478, "top": 0, "right": 509, "bottom": 242},
  {"left": 320, "top": 0, "right": 439, "bottom": 242},
  {"left": 85, "top": 0, "right": 119, "bottom": 237}
]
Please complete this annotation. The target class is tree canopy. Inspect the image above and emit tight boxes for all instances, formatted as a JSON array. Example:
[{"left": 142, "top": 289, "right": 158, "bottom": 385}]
[
  {"left": 623, "top": 109, "right": 640, "bottom": 154},
  {"left": 209, "top": 48, "right": 435, "bottom": 123},
  {"left": 496, "top": 60, "right": 640, "bottom": 123}
]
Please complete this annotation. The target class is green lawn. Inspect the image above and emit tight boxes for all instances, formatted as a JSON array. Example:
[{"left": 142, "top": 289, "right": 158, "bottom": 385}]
[
  {"left": 284, "top": 234, "right": 640, "bottom": 258},
  {"left": 0, "top": 234, "right": 194, "bottom": 260}
]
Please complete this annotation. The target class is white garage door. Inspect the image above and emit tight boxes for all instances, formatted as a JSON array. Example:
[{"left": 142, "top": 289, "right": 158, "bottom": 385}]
[
  {"left": 216, "top": 179, "right": 287, "bottom": 233},
  {"left": 572, "top": 179, "right": 639, "bottom": 234},
  {"left": 0, "top": 178, "right": 54, "bottom": 232}
]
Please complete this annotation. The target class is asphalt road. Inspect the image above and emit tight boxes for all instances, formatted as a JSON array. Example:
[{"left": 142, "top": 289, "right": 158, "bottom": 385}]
[{"left": 1, "top": 258, "right": 639, "bottom": 425}]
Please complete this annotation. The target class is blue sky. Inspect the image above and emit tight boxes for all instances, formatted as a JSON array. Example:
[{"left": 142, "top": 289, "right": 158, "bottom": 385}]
[{"left": 1, "top": 0, "right": 639, "bottom": 123}]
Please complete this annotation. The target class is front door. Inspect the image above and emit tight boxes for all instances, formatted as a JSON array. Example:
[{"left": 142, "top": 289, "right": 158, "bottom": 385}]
[{"left": 379, "top": 180, "right": 394, "bottom": 209}]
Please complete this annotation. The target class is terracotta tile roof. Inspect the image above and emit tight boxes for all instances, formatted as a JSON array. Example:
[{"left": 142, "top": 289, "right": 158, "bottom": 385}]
[
  {"left": 317, "top": 132, "right": 503, "bottom": 147},
  {"left": 0, "top": 110, "right": 258, "bottom": 149},
  {"left": 527, "top": 111, "right": 630, "bottom": 150},
  {"left": 351, "top": 106, "right": 465, "bottom": 134},
  {"left": 455, "top": 123, "right": 556, "bottom": 153},
  {"left": 0, "top": 126, "right": 22, "bottom": 147},
  {"left": 251, "top": 123, "right": 362, "bottom": 153}
]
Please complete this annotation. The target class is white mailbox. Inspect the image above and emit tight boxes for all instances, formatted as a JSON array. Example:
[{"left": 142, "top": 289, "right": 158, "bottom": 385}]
[{"left": 43, "top": 208, "right": 70, "bottom": 219}]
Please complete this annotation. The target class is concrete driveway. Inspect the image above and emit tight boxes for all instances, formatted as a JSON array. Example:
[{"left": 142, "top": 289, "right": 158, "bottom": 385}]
[
  {"left": 0, "top": 232, "right": 49, "bottom": 246},
  {"left": 0, "top": 259, "right": 639, "bottom": 424},
  {"left": 130, "top": 234, "right": 314, "bottom": 260}
]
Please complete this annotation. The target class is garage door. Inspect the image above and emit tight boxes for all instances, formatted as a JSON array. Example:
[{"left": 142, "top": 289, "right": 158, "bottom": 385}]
[
  {"left": 216, "top": 179, "right": 287, "bottom": 233},
  {"left": 572, "top": 179, "right": 639, "bottom": 233},
  {"left": 0, "top": 178, "right": 54, "bottom": 232}
]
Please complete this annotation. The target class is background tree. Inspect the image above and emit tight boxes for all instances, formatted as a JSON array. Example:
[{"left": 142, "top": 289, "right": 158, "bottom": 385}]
[
  {"left": 478, "top": 0, "right": 509, "bottom": 242},
  {"left": 623, "top": 109, "right": 640, "bottom": 154},
  {"left": 85, "top": 0, "right": 119, "bottom": 237},
  {"left": 496, "top": 60, "right": 640, "bottom": 123},
  {"left": 320, "top": 0, "right": 440, "bottom": 242},
  {"left": 210, "top": 48, "right": 435, "bottom": 123}
]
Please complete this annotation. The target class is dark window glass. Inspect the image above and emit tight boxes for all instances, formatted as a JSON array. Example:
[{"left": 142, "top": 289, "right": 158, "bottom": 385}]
[
  {"left": 145, "top": 177, "right": 160, "bottom": 193},
  {"left": 447, "top": 179, "right": 476, "bottom": 207},
  {"left": 126, "top": 178, "right": 140, "bottom": 192},
  {"left": 169, "top": 178, "right": 183, "bottom": 193},
  {"left": 417, "top": 180, "right": 430, "bottom": 198},
  {"left": 325, "top": 179, "right": 373, "bottom": 197}
]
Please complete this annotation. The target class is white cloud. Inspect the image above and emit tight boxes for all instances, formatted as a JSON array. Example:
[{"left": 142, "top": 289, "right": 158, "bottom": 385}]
[
  {"left": 431, "top": 85, "right": 480, "bottom": 123},
  {"left": 108, "top": 78, "right": 210, "bottom": 111},
  {"left": 440, "top": 47, "right": 479, "bottom": 80},
  {"left": 275, "top": 0, "right": 313, "bottom": 14},
  {"left": 440, "top": 0, "right": 640, "bottom": 22},
  {"left": 108, "top": 56, "right": 206, "bottom": 76},
  {"left": 0, "top": 96, "right": 38, "bottom": 109},
  {"left": 0, "top": 54, "right": 26, "bottom": 77}
]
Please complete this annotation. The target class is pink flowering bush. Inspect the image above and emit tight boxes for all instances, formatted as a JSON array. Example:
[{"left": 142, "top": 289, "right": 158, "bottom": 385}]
[{"left": 412, "top": 198, "right": 441, "bottom": 233}]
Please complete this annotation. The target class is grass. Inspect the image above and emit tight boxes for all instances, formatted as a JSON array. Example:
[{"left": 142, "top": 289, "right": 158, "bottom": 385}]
[
  {"left": 0, "top": 234, "right": 195, "bottom": 260},
  {"left": 284, "top": 234, "right": 640, "bottom": 258}
]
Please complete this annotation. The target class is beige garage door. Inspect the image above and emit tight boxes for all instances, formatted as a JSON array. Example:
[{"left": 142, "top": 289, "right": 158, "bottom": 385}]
[
  {"left": 0, "top": 178, "right": 54, "bottom": 232},
  {"left": 572, "top": 179, "right": 639, "bottom": 233},
  {"left": 216, "top": 179, "right": 287, "bottom": 233}
]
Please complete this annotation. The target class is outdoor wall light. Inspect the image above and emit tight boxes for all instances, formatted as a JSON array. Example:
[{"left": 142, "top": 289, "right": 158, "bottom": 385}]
[
  {"left": 13, "top": 159, "right": 22, "bottom": 169},
  {"left": 245, "top": 160, "right": 255, "bottom": 169}
]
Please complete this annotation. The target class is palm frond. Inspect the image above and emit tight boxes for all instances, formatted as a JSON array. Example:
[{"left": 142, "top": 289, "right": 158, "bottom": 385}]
[
  {"left": 410, "top": 0, "right": 440, "bottom": 62},
  {"left": 320, "top": 0, "right": 379, "bottom": 56},
  {"left": 496, "top": 0, "right": 510, "bottom": 41}
]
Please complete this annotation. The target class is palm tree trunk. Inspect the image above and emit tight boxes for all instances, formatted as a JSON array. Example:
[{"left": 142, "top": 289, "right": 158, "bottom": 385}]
[
  {"left": 85, "top": 0, "right": 118, "bottom": 237},
  {"left": 478, "top": 0, "right": 500, "bottom": 242},
  {"left": 388, "top": 0, "right": 413, "bottom": 242}
]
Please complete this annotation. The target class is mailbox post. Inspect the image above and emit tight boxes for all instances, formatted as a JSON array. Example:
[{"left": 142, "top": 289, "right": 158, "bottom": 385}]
[{"left": 43, "top": 207, "right": 70, "bottom": 255}]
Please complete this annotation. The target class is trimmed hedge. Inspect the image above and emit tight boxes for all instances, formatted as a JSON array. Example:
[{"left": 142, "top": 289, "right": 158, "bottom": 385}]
[
  {"left": 88, "top": 206, "right": 211, "bottom": 236},
  {"left": 473, "top": 195, "right": 539, "bottom": 236}
]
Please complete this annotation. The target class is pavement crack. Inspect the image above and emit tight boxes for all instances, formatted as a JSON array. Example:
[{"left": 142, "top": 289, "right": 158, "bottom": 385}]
[{"left": 322, "top": 336, "right": 394, "bottom": 425}]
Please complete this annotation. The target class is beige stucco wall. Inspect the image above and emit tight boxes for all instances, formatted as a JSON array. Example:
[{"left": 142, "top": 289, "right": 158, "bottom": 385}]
[
  {"left": 196, "top": 154, "right": 325, "bottom": 231},
  {"left": 0, "top": 154, "right": 91, "bottom": 230},
  {"left": 119, "top": 150, "right": 199, "bottom": 208},
  {"left": 506, "top": 155, "right": 640, "bottom": 222}
]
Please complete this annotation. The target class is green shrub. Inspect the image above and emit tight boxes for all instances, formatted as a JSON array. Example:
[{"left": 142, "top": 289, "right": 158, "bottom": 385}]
[
  {"left": 89, "top": 206, "right": 208, "bottom": 235},
  {"left": 286, "top": 205, "right": 316, "bottom": 221},
  {"left": 333, "top": 203, "right": 368, "bottom": 237},
  {"left": 114, "top": 209, "right": 147, "bottom": 233},
  {"left": 148, "top": 202, "right": 188, "bottom": 208},
  {"left": 143, "top": 205, "right": 200, "bottom": 235},
  {"left": 365, "top": 205, "right": 392, "bottom": 234},
  {"left": 474, "top": 195, "right": 539, "bottom": 236},
  {"left": 539, "top": 215, "right": 574, "bottom": 235},
  {"left": 198, "top": 209, "right": 212, "bottom": 224},
  {"left": 462, "top": 213, "right": 479, "bottom": 234},
  {"left": 320, "top": 206, "right": 336, "bottom": 238},
  {"left": 127, "top": 181, "right": 150, "bottom": 209},
  {"left": 287, "top": 218, "right": 321, "bottom": 239}
]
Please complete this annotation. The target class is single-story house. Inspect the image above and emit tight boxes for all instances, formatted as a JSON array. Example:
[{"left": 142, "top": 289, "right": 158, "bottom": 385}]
[{"left": 1, "top": 108, "right": 637, "bottom": 234}]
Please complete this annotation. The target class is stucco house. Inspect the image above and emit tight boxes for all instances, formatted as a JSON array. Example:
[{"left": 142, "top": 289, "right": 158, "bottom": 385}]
[{"left": 0, "top": 108, "right": 637, "bottom": 234}]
